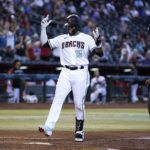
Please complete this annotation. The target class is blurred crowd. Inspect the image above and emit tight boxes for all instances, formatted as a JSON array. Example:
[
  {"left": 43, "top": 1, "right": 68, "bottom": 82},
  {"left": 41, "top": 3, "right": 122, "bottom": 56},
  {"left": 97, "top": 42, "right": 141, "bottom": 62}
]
[{"left": 0, "top": 0, "right": 150, "bottom": 66}]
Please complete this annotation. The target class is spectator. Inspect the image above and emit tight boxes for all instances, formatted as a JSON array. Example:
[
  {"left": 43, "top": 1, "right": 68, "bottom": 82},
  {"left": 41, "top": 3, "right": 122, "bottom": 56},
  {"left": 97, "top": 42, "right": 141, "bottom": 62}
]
[
  {"left": 120, "top": 5, "right": 131, "bottom": 22},
  {"left": 82, "top": 20, "right": 95, "bottom": 35},
  {"left": 134, "top": 0, "right": 144, "bottom": 9},
  {"left": 129, "top": 49, "right": 148, "bottom": 103},
  {"left": 0, "top": 24, "right": 6, "bottom": 60},
  {"left": 25, "top": 36, "right": 35, "bottom": 60},
  {"left": 0, "top": 0, "right": 149, "bottom": 65},
  {"left": 128, "top": 49, "right": 141, "bottom": 103},
  {"left": 134, "top": 34, "right": 146, "bottom": 55},
  {"left": 90, "top": 69, "right": 107, "bottom": 104},
  {"left": 6, "top": 26, "right": 15, "bottom": 51},
  {"left": 119, "top": 43, "right": 130, "bottom": 63},
  {"left": 4, "top": 45, "right": 14, "bottom": 61},
  {"left": 138, "top": 50, "right": 150, "bottom": 65},
  {"left": 110, "top": 29, "right": 119, "bottom": 49},
  {"left": 145, "top": 79, "right": 150, "bottom": 86},
  {"left": 130, "top": 6, "right": 139, "bottom": 19},
  {"left": 0, "top": 23, "right": 6, "bottom": 51},
  {"left": 67, "top": 1, "right": 77, "bottom": 14},
  {"left": 8, "top": 59, "right": 25, "bottom": 103},
  {"left": 30, "top": 0, "right": 44, "bottom": 8},
  {"left": 2, "top": 1, "right": 15, "bottom": 14},
  {"left": 15, "top": 35, "right": 27, "bottom": 61},
  {"left": 40, "top": 46, "right": 52, "bottom": 61},
  {"left": 25, "top": 34, "right": 41, "bottom": 61},
  {"left": 144, "top": 2, "right": 150, "bottom": 17},
  {"left": 128, "top": 48, "right": 144, "bottom": 64},
  {"left": 98, "top": 36, "right": 112, "bottom": 63},
  {"left": 130, "top": 63, "right": 139, "bottom": 103},
  {"left": 32, "top": 40, "right": 41, "bottom": 61}
]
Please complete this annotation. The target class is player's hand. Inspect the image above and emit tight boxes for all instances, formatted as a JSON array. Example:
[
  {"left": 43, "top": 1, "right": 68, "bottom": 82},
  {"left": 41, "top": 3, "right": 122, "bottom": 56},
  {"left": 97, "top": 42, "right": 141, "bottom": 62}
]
[
  {"left": 92, "top": 27, "right": 100, "bottom": 41},
  {"left": 92, "top": 27, "right": 101, "bottom": 47},
  {"left": 41, "top": 15, "right": 52, "bottom": 29}
]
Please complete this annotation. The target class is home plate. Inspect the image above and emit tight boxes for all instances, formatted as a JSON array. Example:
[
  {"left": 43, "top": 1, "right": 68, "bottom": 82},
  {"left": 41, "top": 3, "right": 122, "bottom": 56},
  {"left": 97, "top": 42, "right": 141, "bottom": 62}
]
[
  {"left": 24, "top": 142, "right": 53, "bottom": 145},
  {"left": 107, "top": 148, "right": 119, "bottom": 150},
  {"left": 135, "top": 137, "right": 150, "bottom": 140}
]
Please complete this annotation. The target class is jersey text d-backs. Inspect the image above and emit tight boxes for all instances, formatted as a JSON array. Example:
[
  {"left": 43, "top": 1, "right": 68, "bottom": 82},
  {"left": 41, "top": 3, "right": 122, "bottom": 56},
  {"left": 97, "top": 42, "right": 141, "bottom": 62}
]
[
  {"left": 48, "top": 32, "right": 97, "bottom": 66},
  {"left": 62, "top": 41, "right": 84, "bottom": 49}
]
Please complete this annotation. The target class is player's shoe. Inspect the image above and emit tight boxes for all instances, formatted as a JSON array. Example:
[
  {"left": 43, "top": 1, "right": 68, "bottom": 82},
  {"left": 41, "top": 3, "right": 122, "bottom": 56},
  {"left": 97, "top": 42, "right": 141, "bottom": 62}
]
[
  {"left": 38, "top": 125, "right": 52, "bottom": 137},
  {"left": 75, "top": 131, "right": 84, "bottom": 142}
]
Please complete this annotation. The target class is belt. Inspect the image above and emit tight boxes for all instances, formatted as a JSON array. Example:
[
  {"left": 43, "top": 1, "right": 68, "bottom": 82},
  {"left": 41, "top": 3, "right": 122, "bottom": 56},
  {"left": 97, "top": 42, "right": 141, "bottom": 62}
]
[{"left": 64, "top": 65, "right": 84, "bottom": 70}]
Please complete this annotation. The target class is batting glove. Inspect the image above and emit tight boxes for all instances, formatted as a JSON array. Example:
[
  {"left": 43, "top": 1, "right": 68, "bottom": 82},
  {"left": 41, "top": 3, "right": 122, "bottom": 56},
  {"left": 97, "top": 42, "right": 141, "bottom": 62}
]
[
  {"left": 92, "top": 27, "right": 101, "bottom": 47},
  {"left": 92, "top": 27, "right": 100, "bottom": 41},
  {"left": 41, "top": 15, "right": 52, "bottom": 29}
]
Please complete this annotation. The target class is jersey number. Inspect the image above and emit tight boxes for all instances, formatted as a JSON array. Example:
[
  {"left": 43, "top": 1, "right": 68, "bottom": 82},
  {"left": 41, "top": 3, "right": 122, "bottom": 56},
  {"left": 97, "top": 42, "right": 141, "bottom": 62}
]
[{"left": 75, "top": 49, "right": 83, "bottom": 58}]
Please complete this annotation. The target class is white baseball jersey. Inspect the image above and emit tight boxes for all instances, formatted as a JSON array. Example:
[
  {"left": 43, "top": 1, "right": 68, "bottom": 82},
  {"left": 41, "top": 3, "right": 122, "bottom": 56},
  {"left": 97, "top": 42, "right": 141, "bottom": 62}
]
[
  {"left": 90, "top": 76, "right": 107, "bottom": 103},
  {"left": 91, "top": 76, "right": 107, "bottom": 90},
  {"left": 48, "top": 32, "right": 97, "bottom": 66},
  {"left": 44, "top": 32, "right": 97, "bottom": 133}
]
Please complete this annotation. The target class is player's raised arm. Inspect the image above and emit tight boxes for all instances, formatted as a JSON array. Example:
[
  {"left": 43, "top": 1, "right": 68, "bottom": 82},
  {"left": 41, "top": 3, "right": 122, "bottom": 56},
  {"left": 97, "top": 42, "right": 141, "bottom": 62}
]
[
  {"left": 93, "top": 27, "right": 101, "bottom": 46},
  {"left": 91, "top": 27, "right": 103, "bottom": 57},
  {"left": 40, "top": 15, "right": 52, "bottom": 46}
]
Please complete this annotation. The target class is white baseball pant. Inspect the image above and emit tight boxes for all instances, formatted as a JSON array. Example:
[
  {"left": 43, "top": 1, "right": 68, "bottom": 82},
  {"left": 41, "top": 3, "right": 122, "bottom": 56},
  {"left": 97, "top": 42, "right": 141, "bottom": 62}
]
[{"left": 45, "top": 66, "right": 89, "bottom": 130}]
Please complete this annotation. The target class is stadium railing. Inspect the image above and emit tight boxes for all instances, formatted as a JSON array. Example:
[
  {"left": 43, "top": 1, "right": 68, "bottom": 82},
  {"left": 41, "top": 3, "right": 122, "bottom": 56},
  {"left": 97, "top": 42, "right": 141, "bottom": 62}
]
[
  {"left": 0, "top": 73, "right": 59, "bottom": 103},
  {"left": 0, "top": 74, "right": 150, "bottom": 103},
  {"left": 106, "top": 75, "right": 150, "bottom": 102}
]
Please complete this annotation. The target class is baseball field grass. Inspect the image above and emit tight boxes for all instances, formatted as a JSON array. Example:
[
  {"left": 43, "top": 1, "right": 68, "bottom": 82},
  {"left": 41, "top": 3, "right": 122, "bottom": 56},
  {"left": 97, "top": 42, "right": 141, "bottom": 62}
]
[{"left": 0, "top": 107, "right": 150, "bottom": 131}]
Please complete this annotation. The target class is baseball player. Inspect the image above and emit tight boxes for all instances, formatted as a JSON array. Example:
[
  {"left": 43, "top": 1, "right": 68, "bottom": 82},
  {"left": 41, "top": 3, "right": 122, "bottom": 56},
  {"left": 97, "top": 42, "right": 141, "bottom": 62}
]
[
  {"left": 90, "top": 69, "right": 107, "bottom": 104},
  {"left": 39, "top": 14, "right": 102, "bottom": 142}
]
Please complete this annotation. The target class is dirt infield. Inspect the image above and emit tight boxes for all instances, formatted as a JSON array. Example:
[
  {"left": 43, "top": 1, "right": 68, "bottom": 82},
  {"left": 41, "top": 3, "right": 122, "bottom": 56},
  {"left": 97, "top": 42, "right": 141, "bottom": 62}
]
[
  {"left": 0, "top": 102, "right": 150, "bottom": 150},
  {"left": 1, "top": 130, "right": 150, "bottom": 150},
  {"left": 0, "top": 102, "right": 147, "bottom": 109}
]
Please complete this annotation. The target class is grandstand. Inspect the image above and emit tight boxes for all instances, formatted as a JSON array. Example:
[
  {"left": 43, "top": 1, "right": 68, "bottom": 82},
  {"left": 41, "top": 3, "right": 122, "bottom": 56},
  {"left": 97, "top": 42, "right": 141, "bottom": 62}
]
[{"left": 0, "top": 0, "right": 150, "bottom": 103}]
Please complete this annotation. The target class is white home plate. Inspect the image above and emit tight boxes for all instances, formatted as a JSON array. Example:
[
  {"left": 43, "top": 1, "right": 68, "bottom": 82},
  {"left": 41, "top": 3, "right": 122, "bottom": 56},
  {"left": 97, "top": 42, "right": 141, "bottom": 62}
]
[
  {"left": 125, "top": 137, "right": 150, "bottom": 140},
  {"left": 24, "top": 142, "right": 53, "bottom": 145},
  {"left": 107, "top": 148, "right": 119, "bottom": 150},
  {"left": 135, "top": 137, "right": 150, "bottom": 140}
]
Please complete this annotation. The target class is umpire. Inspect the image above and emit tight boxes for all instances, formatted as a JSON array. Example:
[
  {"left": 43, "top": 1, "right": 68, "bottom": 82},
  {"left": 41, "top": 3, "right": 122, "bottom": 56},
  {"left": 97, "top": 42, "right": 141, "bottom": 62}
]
[{"left": 8, "top": 59, "right": 24, "bottom": 103}]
